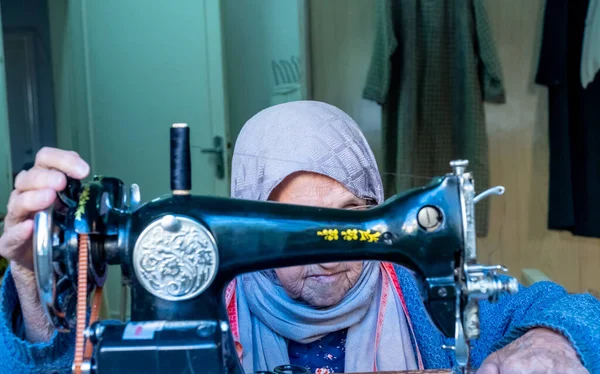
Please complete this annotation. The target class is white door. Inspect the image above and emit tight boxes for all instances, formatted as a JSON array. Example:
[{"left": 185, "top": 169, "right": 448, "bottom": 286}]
[
  {"left": 48, "top": 0, "right": 230, "bottom": 201},
  {"left": 46, "top": 0, "right": 230, "bottom": 319}
]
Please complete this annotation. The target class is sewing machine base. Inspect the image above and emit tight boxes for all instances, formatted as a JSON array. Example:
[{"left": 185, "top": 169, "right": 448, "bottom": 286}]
[
  {"left": 83, "top": 321, "right": 470, "bottom": 374},
  {"left": 86, "top": 320, "right": 235, "bottom": 374},
  {"left": 86, "top": 320, "right": 469, "bottom": 374}
]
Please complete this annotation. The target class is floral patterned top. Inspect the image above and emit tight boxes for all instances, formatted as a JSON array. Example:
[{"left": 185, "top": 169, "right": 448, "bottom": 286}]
[{"left": 288, "top": 329, "right": 347, "bottom": 374}]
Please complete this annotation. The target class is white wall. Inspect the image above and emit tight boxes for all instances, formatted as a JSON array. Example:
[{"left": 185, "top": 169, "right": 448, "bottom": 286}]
[
  {"left": 222, "top": 0, "right": 306, "bottom": 141},
  {"left": 308, "top": 0, "right": 382, "bottom": 166}
]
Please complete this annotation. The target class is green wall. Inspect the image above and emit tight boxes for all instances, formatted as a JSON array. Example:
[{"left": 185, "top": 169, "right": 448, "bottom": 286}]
[{"left": 48, "top": 0, "right": 93, "bottom": 162}]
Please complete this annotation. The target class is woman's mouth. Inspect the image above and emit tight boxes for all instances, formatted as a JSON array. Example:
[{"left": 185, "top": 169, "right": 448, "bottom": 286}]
[{"left": 307, "top": 272, "right": 344, "bottom": 283}]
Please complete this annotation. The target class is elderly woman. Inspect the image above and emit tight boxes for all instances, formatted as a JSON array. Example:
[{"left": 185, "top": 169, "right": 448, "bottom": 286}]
[{"left": 0, "top": 101, "right": 598, "bottom": 374}]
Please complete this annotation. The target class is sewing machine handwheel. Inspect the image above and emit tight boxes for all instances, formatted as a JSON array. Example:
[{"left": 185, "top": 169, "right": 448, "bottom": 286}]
[{"left": 33, "top": 205, "right": 72, "bottom": 331}]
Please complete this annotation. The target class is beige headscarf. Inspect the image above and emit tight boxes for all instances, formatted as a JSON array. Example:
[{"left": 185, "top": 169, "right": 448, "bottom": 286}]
[{"left": 230, "top": 101, "right": 417, "bottom": 373}]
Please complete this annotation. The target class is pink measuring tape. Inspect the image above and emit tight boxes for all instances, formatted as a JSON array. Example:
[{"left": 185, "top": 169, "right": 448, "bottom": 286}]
[{"left": 377, "top": 262, "right": 424, "bottom": 370}]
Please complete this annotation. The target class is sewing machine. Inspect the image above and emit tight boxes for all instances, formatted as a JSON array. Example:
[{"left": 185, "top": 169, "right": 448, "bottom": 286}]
[{"left": 32, "top": 124, "right": 517, "bottom": 374}]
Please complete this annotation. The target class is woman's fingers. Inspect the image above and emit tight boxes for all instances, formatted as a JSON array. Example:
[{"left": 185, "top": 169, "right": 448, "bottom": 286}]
[
  {"left": 14, "top": 167, "right": 67, "bottom": 192},
  {"left": 476, "top": 329, "right": 588, "bottom": 374},
  {"left": 0, "top": 219, "right": 34, "bottom": 267},
  {"left": 6, "top": 189, "right": 56, "bottom": 223},
  {"left": 2, "top": 189, "right": 53, "bottom": 270},
  {"left": 0, "top": 146, "right": 89, "bottom": 271},
  {"left": 476, "top": 361, "right": 500, "bottom": 374},
  {"left": 34, "top": 147, "right": 90, "bottom": 179}
]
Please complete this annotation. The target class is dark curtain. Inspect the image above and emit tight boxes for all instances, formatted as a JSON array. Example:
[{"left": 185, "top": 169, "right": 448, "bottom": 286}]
[{"left": 537, "top": 0, "right": 600, "bottom": 238}]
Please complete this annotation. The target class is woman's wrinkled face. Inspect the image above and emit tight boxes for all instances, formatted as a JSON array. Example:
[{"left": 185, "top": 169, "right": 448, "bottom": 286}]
[{"left": 268, "top": 172, "right": 368, "bottom": 308}]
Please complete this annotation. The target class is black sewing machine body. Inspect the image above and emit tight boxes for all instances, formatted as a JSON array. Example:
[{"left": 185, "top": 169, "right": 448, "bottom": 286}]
[
  {"left": 125, "top": 177, "right": 461, "bottom": 326},
  {"left": 32, "top": 125, "right": 516, "bottom": 374}
]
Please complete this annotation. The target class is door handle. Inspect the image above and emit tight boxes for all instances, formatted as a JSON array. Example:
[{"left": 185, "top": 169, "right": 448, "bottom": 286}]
[{"left": 200, "top": 136, "right": 225, "bottom": 180}]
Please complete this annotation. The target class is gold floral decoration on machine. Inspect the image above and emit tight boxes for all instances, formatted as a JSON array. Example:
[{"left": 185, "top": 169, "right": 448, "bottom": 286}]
[{"left": 317, "top": 228, "right": 381, "bottom": 242}]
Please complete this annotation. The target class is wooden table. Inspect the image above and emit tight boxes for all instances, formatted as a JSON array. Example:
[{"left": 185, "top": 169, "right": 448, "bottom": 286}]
[{"left": 353, "top": 371, "right": 452, "bottom": 374}]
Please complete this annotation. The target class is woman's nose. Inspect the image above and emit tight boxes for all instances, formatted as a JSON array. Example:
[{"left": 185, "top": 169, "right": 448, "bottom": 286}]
[{"left": 318, "top": 262, "right": 341, "bottom": 270}]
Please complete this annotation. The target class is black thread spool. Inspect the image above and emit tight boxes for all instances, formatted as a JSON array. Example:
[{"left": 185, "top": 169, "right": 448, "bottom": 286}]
[{"left": 170, "top": 123, "right": 191, "bottom": 195}]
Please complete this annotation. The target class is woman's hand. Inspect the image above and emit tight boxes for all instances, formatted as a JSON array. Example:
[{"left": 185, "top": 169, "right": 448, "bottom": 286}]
[
  {"left": 0, "top": 147, "right": 89, "bottom": 342},
  {"left": 477, "top": 328, "right": 588, "bottom": 374}
]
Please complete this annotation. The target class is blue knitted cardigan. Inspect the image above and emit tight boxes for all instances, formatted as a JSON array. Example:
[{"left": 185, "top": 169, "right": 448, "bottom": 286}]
[{"left": 1, "top": 265, "right": 599, "bottom": 374}]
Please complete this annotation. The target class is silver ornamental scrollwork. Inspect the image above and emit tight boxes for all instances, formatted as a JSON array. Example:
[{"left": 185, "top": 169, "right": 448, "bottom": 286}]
[{"left": 133, "top": 216, "right": 218, "bottom": 301}]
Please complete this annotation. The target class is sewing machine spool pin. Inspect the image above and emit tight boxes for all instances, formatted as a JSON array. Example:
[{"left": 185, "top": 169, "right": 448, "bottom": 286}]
[{"left": 171, "top": 123, "right": 192, "bottom": 195}]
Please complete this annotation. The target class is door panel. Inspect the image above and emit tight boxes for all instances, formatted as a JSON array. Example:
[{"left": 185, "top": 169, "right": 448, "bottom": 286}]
[
  {"left": 4, "top": 31, "right": 39, "bottom": 174},
  {"left": 82, "top": 0, "right": 229, "bottom": 200},
  {"left": 0, "top": 0, "right": 58, "bottom": 213}
]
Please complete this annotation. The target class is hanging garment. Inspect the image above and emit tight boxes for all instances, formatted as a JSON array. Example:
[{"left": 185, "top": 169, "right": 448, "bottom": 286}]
[
  {"left": 363, "top": 0, "right": 505, "bottom": 236},
  {"left": 537, "top": 0, "right": 600, "bottom": 238},
  {"left": 581, "top": 0, "right": 600, "bottom": 88}
]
